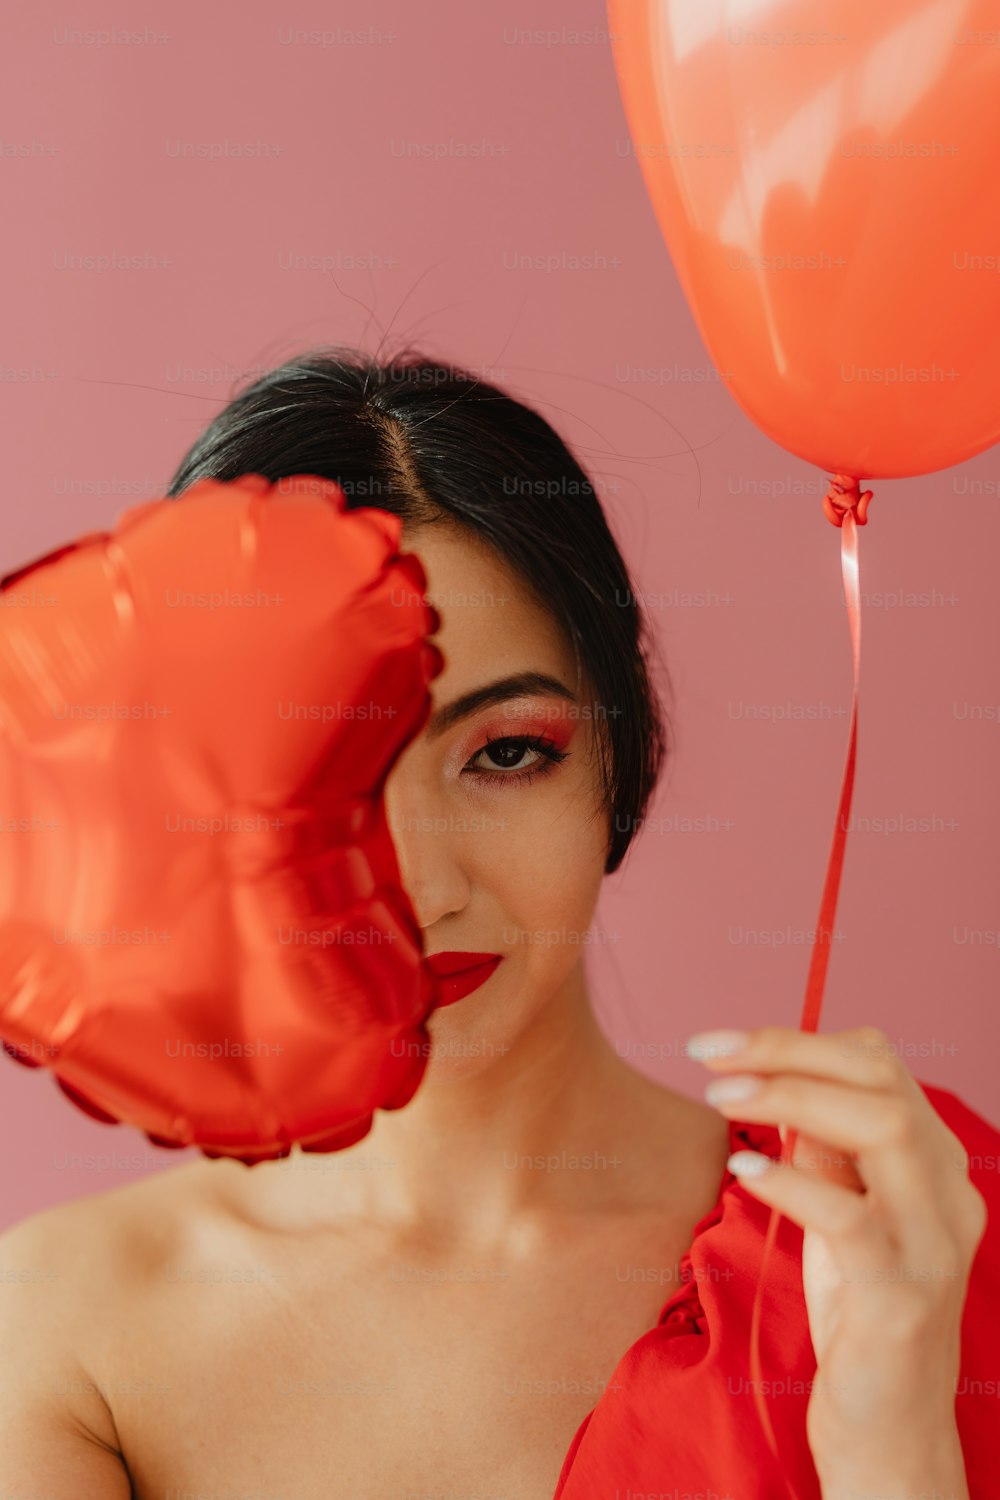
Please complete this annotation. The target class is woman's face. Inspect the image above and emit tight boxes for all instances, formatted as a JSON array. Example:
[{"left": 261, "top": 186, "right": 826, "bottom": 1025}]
[{"left": 384, "top": 521, "right": 611, "bottom": 1078}]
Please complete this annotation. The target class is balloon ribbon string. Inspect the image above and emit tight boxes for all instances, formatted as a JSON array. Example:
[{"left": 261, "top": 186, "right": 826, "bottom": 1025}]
[{"left": 748, "top": 475, "right": 871, "bottom": 1492}]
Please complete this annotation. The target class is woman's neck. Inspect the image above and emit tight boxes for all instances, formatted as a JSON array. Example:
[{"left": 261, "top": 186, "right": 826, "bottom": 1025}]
[{"left": 228, "top": 967, "right": 712, "bottom": 1249}]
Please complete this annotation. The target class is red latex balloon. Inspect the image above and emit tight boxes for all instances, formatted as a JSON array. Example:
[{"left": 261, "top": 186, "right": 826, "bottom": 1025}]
[
  {"left": 0, "top": 473, "right": 443, "bottom": 1164},
  {"left": 607, "top": 0, "right": 1000, "bottom": 477}
]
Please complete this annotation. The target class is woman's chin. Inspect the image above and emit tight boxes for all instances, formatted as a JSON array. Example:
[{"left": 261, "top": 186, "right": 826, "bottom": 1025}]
[{"left": 418, "top": 995, "right": 521, "bottom": 1079}]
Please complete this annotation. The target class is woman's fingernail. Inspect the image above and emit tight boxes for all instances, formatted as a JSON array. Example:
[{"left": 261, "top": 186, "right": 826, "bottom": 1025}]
[
  {"left": 684, "top": 1030, "right": 750, "bottom": 1059},
  {"left": 727, "top": 1150, "right": 772, "bottom": 1178},
  {"left": 705, "top": 1074, "right": 761, "bottom": 1105}
]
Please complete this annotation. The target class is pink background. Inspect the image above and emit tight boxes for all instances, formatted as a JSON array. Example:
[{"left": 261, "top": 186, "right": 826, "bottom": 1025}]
[{"left": 1, "top": 0, "right": 997, "bottom": 1228}]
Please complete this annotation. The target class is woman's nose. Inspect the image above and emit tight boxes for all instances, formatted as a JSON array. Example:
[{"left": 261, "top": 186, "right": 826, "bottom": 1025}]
[{"left": 383, "top": 766, "right": 471, "bottom": 931}]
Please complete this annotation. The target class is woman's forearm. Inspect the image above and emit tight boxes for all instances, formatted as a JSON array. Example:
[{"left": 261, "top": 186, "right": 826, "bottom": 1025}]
[{"left": 813, "top": 1418, "right": 971, "bottom": 1500}]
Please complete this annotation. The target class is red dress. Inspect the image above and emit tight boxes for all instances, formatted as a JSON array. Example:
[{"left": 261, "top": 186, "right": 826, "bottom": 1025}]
[{"left": 553, "top": 1080, "right": 1000, "bottom": 1499}]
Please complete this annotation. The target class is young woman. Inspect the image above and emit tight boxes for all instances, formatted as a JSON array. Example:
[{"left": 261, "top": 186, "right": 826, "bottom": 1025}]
[{"left": 1, "top": 348, "right": 997, "bottom": 1500}]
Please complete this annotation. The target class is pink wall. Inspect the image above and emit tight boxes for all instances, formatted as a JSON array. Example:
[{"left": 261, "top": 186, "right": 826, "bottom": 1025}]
[{"left": 1, "top": 0, "right": 997, "bottom": 1227}]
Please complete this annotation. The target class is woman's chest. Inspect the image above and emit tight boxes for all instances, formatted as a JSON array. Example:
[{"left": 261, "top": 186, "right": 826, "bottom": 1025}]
[{"left": 108, "top": 1217, "right": 696, "bottom": 1500}]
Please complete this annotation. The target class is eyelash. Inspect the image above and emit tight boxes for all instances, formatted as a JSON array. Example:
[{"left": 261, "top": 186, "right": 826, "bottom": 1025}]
[{"left": 462, "top": 732, "right": 570, "bottom": 789}]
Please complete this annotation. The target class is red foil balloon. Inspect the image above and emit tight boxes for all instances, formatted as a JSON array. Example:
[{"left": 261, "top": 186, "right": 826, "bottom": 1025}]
[
  {"left": 606, "top": 0, "right": 1000, "bottom": 477},
  {"left": 0, "top": 473, "right": 443, "bottom": 1165}
]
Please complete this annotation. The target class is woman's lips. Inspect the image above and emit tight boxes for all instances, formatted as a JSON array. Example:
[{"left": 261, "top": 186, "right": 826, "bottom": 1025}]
[{"left": 425, "top": 951, "right": 504, "bottom": 1007}]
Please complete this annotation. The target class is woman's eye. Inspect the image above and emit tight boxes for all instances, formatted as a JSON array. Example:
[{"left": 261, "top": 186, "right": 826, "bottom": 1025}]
[
  {"left": 476, "top": 738, "right": 541, "bottom": 772},
  {"left": 462, "top": 734, "right": 569, "bottom": 786}
]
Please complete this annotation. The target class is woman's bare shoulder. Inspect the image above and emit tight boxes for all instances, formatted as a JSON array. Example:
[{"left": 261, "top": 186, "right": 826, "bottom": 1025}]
[
  {"left": 0, "top": 1159, "right": 244, "bottom": 1472},
  {"left": 0, "top": 1154, "right": 237, "bottom": 1291}
]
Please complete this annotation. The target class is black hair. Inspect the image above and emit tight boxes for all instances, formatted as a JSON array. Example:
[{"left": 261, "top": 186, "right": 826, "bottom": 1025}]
[{"left": 165, "top": 345, "right": 670, "bottom": 874}]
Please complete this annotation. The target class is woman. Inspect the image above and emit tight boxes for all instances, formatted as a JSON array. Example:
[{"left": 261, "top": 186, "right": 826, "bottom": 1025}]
[{"left": 0, "top": 347, "right": 997, "bottom": 1499}]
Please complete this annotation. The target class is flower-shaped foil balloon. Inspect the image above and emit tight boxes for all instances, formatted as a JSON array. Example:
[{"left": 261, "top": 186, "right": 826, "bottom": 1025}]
[{"left": 0, "top": 473, "right": 443, "bottom": 1164}]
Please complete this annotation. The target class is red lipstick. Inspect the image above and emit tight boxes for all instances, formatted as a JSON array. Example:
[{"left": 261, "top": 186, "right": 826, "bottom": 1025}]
[{"left": 425, "top": 951, "right": 503, "bottom": 1007}]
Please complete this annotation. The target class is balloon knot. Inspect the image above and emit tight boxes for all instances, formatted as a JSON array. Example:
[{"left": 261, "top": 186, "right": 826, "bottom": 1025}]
[{"left": 823, "top": 474, "right": 873, "bottom": 527}]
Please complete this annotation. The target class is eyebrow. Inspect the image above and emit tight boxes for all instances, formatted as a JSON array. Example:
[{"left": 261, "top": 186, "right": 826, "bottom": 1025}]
[{"left": 425, "top": 671, "right": 578, "bottom": 739}]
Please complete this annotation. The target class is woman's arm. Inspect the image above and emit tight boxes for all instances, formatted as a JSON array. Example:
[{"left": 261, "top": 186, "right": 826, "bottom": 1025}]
[
  {"left": 812, "top": 1413, "right": 971, "bottom": 1499},
  {"left": 0, "top": 1212, "right": 132, "bottom": 1498}
]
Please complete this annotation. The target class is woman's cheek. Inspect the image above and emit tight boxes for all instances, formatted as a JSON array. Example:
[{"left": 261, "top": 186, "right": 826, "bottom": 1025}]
[
  {"left": 448, "top": 710, "right": 606, "bottom": 941},
  {"left": 509, "top": 808, "right": 608, "bottom": 979}
]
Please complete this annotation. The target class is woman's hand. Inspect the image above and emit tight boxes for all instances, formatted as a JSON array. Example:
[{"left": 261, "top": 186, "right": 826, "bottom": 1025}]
[{"left": 686, "top": 1024, "right": 988, "bottom": 1498}]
